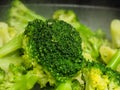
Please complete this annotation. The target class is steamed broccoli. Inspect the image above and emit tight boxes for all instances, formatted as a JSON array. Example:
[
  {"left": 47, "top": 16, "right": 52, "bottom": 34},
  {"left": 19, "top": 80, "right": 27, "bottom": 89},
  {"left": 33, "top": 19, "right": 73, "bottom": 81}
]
[
  {"left": 0, "top": 19, "right": 84, "bottom": 89},
  {"left": 82, "top": 61, "right": 120, "bottom": 90},
  {"left": 8, "top": 0, "right": 45, "bottom": 33},
  {"left": 0, "top": 1, "right": 120, "bottom": 89},
  {"left": 0, "top": 63, "right": 50, "bottom": 90}
]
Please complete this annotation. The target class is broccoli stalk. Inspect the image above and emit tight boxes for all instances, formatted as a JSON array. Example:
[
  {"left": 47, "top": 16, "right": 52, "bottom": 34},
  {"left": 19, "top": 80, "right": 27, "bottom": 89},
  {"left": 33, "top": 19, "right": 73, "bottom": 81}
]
[
  {"left": 107, "top": 49, "right": 120, "bottom": 70},
  {"left": 0, "top": 34, "right": 23, "bottom": 58},
  {"left": 8, "top": 0, "right": 46, "bottom": 33}
]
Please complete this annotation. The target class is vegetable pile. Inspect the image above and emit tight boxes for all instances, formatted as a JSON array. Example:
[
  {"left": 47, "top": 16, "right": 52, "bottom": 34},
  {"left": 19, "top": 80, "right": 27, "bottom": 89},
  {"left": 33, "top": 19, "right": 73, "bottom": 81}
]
[{"left": 0, "top": 0, "right": 120, "bottom": 90}]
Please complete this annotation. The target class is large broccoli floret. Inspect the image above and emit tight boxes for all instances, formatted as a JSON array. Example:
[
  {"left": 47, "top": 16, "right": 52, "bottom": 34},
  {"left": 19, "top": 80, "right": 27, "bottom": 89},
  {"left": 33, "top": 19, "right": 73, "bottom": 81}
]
[
  {"left": 0, "top": 19, "right": 84, "bottom": 89},
  {"left": 23, "top": 19, "right": 83, "bottom": 79},
  {"left": 8, "top": 0, "right": 45, "bottom": 33}
]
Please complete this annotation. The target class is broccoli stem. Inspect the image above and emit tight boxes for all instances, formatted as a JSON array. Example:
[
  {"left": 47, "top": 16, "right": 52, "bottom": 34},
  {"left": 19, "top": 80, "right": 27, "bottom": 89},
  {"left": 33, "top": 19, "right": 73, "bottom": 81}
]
[
  {"left": 0, "top": 55, "right": 23, "bottom": 71},
  {"left": 107, "top": 49, "right": 120, "bottom": 70},
  {"left": 0, "top": 34, "right": 23, "bottom": 58}
]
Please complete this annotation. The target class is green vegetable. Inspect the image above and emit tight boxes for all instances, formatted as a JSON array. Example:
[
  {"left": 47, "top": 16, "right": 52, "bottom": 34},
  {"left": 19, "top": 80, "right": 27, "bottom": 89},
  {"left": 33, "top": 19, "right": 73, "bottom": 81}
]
[
  {"left": 0, "top": 19, "right": 84, "bottom": 89},
  {"left": 0, "top": 68, "right": 5, "bottom": 84},
  {"left": 83, "top": 61, "right": 120, "bottom": 90},
  {"left": 8, "top": 0, "right": 45, "bottom": 33},
  {"left": 0, "top": 22, "right": 16, "bottom": 47},
  {"left": 99, "top": 45, "right": 116, "bottom": 64},
  {"left": 0, "top": 34, "right": 23, "bottom": 58},
  {"left": 53, "top": 10, "right": 81, "bottom": 30},
  {"left": 0, "top": 0, "right": 120, "bottom": 89},
  {"left": 107, "top": 49, "right": 120, "bottom": 70}
]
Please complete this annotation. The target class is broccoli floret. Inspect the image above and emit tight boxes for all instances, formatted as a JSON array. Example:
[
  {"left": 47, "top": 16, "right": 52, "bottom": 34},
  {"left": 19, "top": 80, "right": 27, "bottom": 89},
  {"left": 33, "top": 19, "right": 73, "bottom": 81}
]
[
  {"left": 8, "top": 0, "right": 45, "bottom": 33},
  {"left": 0, "top": 61, "right": 55, "bottom": 90},
  {"left": 53, "top": 9, "right": 109, "bottom": 61},
  {"left": 99, "top": 45, "right": 116, "bottom": 64},
  {"left": 0, "top": 19, "right": 83, "bottom": 89},
  {"left": 82, "top": 61, "right": 120, "bottom": 90},
  {"left": 24, "top": 19, "right": 83, "bottom": 80}
]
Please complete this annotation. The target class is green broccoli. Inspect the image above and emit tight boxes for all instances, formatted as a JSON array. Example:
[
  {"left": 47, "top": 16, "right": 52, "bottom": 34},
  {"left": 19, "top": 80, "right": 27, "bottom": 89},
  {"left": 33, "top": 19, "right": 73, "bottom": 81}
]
[
  {"left": 1, "top": 1, "right": 119, "bottom": 89},
  {"left": 0, "top": 22, "right": 16, "bottom": 47},
  {"left": 8, "top": 0, "right": 45, "bottom": 33},
  {"left": 107, "top": 50, "right": 120, "bottom": 71},
  {"left": 0, "top": 19, "right": 84, "bottom": 89},
  {"left": 0, "top": 68, "right": 5, "bottom": 84},
  {"left": 53, "top": 10, "right": 81, "bottom": 30},
  {"left": 82, "top": 61, "right": 120, "bottom": 90},
  {"left": 53, "top": 9, "right": 109, "bottom": 61},
  {"left": 0, "top": 63, "right": 49, "bottom": 90}
]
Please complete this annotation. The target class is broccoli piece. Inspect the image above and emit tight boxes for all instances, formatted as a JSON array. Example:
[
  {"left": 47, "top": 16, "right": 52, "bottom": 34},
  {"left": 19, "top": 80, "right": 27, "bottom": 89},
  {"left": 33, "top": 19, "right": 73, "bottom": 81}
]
[
  {"left": 0, "top": 68, "right": 5, "bottom": 84},
  {"left": 24, "top": 19, "right": 83, "bottom": 79},
  {"left": 110, "top": 19, "right": 120, "bottom": 48},
  {"left": 0, "top": 34, "right": 23, "bottom": 58},
  {"left": 53, "top": 9, "right": 109, "bottom": 62},
  {"left": 0, "top": 54, "right": 23, "bottom": 72},
  {"left": 107, "top": 50, "right": 120, "bottom": 71},
  {"left": 0, "top": 19, "right": 84, "bottom": 89},
  {"left": 53, "top": 10, "right": 81, "bottom": 30},
  {"left": 82, "top": 61, "right": 120, "bottom": 90},
  {"left": 0, "top": 59, "right": 55, "bottom": 90},
  {"left": 0, "top": 22, "right": 16, "bottom": 47},
  {"left": 0, "top": 64, "right": 37, "bottom": 90},
  {"left": 99, "top": 45, "right": 116, "bottom": 64},
  {"left": 8, "top": 0, "right": 45, "bottom": 33}
]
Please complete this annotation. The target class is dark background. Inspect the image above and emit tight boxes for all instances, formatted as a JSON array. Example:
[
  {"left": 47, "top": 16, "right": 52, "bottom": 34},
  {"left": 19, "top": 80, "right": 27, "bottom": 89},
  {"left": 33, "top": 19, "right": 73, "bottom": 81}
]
[{"left": 0, "top": 0, "right": 120, "bottom": 8}]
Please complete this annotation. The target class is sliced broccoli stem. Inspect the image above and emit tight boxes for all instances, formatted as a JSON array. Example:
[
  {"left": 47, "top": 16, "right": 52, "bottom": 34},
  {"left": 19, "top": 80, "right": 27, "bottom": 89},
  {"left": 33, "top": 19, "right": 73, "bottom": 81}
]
[
  {"left": 107, "top": 49, "right": 120, "bottom": 70},
  {"left": 0, "top": 34, "right": 23, "bottom": 58}
]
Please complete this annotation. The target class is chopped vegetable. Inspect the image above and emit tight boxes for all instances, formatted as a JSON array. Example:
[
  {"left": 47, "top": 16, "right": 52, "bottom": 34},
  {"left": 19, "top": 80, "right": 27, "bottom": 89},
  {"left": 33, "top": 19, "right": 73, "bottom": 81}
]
[{"left": 0, "top": 0, "right": 120, "bottom": 90}]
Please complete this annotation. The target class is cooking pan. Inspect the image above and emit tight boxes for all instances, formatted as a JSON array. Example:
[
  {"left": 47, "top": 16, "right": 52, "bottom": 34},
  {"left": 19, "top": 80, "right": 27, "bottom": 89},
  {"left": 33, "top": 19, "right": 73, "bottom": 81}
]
[{"left": 0, "top": 1, "right": 120, "bottom": 90}]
